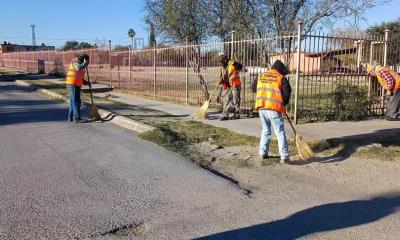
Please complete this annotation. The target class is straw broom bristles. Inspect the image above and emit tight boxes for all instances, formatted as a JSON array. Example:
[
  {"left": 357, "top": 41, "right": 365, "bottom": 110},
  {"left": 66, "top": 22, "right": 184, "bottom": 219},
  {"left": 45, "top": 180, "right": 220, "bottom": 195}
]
[
  {"left": 193, "top": 99, "right": 210, "bottom": 119},
  {"left": 193, "top": 66, "right": 229, "bottom": 120},
  {"left": 295, "top": 135, "right": 315, "bottom": 160},
  {"left": 285, "top": 114, "right": 315, "bottom": 160},
  {"left": 89, "top": 104, "right": 102, "bottom": 121}
]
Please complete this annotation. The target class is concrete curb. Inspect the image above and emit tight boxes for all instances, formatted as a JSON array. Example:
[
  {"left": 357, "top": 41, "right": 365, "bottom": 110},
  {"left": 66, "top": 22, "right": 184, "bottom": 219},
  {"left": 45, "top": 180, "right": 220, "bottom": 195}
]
[
  {"left": 15, "top": 80, "right": 155, "bottom": 134},
  {"left": 15, "top": 80, "right": 68, "bottom": 101}
]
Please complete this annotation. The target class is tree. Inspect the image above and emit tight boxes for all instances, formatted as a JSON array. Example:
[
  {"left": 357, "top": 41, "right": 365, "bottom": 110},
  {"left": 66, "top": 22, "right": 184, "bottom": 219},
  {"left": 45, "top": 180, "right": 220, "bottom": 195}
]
[
  {"left": 145, "top": 0, "right": 209, "bottom": 43},
  {"left": 145, "top": 18, "right": 157, "bottom": 47},
  {"left": 113, "top": 44, "right": 130, "bottom": 51},
  {"left": 367, "top": 18, "right": 400, "bottom": 66},
  {"left": 77, "top": 42, "right": 93, "bottom": 49},
  {"left": 366, "top": 18, "right": 400, "bottom": 36},
  {"left": 128, "top": 28, "right": 136, "bottom": 50},
  {"left": 61, "top": 41, "right": 79, "bottom": 51},
  {"left": 61, "top": 41, "right": 93, "bottom": 51},
  {"left": 144, "top": 0, "right": 383, "bottom": 98}
]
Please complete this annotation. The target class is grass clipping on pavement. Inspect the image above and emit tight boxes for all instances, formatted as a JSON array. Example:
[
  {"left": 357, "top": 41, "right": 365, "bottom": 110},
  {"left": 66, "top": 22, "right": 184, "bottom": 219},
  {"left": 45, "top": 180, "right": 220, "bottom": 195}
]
[
  {"left": 354, "top": 141, "right": 400, "bottom": 161},
  {"left": 139, "top": 120, "right": 297, "bottom": 169}
]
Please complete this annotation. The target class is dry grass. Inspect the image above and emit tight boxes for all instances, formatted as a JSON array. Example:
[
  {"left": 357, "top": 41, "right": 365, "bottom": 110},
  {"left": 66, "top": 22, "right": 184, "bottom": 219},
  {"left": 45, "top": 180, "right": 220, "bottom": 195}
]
[{"left": 354, "top": 142, "right": 400, "bottom": 161}]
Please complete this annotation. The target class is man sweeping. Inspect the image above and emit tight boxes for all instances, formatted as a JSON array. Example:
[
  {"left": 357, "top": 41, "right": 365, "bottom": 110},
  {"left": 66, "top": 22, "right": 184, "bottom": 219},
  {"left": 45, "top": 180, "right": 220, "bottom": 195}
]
[
  {"left": 66, "top": 54, "right": 91, "bottom": 123},
  {"left": 217, "top": 54, "right": 243, "bottom": 121},
  {"left": 253, "top": 60, "right": 292, "bottom": 163},
  {"left": 368, "top": 65, "right": 400, "bottom": 121}
]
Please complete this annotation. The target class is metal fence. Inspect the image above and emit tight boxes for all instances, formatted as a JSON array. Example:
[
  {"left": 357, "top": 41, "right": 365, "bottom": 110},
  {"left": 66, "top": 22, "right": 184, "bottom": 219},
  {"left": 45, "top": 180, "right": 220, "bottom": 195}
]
[{"left": 1, "top": 24, "right": 399, "bottom": 123}]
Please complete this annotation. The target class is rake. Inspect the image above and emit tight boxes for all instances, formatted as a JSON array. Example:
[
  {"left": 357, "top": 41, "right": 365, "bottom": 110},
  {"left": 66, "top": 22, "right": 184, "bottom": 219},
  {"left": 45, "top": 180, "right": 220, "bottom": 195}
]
[
  {"left": 285, "top": 113, "right": 315, "bottom": 160},
  {"left": 86, "top": 69, "right": 102, "bottom": 121},
  {"left": 193, "top": 66, "right": 229, "bottom": 120}
]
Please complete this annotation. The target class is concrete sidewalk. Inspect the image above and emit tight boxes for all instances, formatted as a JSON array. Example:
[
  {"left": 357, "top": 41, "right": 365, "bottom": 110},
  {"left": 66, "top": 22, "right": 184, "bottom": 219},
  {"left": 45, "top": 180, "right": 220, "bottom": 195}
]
[{"left": 94, "top": 91, "right": 400, "bottom": 142}]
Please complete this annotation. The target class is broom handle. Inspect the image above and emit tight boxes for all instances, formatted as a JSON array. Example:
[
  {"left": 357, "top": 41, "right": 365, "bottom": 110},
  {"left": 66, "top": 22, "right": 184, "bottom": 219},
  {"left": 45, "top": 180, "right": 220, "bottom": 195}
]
[
  {"left": 284, "top": 113, "right": 297, "bottom": 137},
  {"left": 207, "top": 65, "right": 230, "bottom": 101},
  {"left": 86, "top": 68, "right": 94, "bottom": 105}
]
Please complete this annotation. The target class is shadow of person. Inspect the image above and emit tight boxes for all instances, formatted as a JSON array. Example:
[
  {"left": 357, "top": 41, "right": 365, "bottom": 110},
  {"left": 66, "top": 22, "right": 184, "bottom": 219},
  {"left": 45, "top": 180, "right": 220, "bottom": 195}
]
[{"left": 195, "top": 193, "right": 400, "bottom": 240}]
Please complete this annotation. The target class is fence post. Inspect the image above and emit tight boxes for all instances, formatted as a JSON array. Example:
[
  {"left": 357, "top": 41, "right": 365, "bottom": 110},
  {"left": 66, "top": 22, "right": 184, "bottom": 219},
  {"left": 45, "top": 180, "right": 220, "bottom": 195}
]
[
  {"left": 294, "top": 21, "right": 303, "bottom": 124},
  {"left": 230, "top": 31, "right": 235, "bottom": 58},
  {"left": 117, "top": 53, "right": 121, "bottom": 89},
  {"left": 381, "top": 29, "right": 390, "bottom": 114},
  {"left": 368, "top": 42, "right": 374, "bottom": 100},
  {"left": 185, "top": 38, "right": 189, "bottom": 104},
  {"left": 129, "top": 46, "right": 132, "bottom": 91},
  {"left": 109, "top": 40, "right": 112, "bottom": 87},
  {"left": 19, "top": 51, "right": 21, "bottom": 69},
  {"left": 153, "top": 44, "right": 157, "bottom": 99}
]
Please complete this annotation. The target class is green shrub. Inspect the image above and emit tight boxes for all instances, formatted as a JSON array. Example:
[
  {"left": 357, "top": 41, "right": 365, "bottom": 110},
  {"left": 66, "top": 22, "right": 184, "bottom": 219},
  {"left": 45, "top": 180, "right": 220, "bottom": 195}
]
[{"left": 333, "top": 83, "right": 368, "bottom": 121}]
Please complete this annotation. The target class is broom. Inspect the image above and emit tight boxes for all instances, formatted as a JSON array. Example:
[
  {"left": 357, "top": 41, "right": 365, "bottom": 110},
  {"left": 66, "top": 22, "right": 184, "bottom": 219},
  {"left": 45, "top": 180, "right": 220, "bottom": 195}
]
[
  {"left": 285, "top": 113, "right": 315, "bottom": 160},
  {"left": 86, "top": 69, "right": 102, "bottom": 121},
  {"left": 194, "top": 66, "right": 229, "bottom": 119}
]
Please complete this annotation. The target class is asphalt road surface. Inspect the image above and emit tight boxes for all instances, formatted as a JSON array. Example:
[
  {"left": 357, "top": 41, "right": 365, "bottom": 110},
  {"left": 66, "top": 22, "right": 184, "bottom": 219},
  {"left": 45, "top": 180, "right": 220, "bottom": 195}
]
[{"left": 1, "top": 79, "right": 400, "bottom": 240}]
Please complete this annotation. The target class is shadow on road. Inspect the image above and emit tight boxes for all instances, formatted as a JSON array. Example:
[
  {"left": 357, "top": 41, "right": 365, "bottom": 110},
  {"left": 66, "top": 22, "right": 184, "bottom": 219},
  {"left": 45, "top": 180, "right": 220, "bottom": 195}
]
[
  {"left": 195, "top": 193, "right": 400, "bottom": 240},
  {"left": 0, "top": 104, "right": 67, "bottom": 126}
]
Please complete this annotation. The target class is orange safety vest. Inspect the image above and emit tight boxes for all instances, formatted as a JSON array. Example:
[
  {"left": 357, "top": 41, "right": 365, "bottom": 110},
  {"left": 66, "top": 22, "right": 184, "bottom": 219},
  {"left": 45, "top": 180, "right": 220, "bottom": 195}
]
[
  {"left": 375, "top": 66, "right": 400, "bottom": 93},
  {"left": 255, "top": 69, "right": 286, "bottom": 113},
  {"left": 221, "top": 60, "right": 241, "bottom": 88},
  {"left": 66, "top": 63, "right": 85, "bottom": 87}
]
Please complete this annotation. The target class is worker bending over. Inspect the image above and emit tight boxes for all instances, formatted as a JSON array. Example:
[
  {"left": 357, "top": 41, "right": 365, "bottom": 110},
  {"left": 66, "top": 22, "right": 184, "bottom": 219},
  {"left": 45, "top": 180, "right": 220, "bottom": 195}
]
[
  {"left": 66, "top": 54, "right": 91, "bottom": 123},
  {"left": 217, "top": 54, "right": 243, "bottom": 121},
  {"left": 368, "top": 65, "right": 400, "bottom": 121}
]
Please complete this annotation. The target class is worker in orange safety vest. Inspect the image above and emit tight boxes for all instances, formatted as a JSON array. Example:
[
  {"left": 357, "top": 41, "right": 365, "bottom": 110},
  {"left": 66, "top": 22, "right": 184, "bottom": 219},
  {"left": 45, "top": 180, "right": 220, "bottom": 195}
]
[
  {"left": 368, "top": 65, "right": 400, "bottom": 121},
  {"left": 217, "top": 54, "right": 243, "bottom": 121},
  {"left": 66, "top": 54, "right": 91, "bottom": 123},
  {"left": 253, "top": 60, "right": 292, "bottom": 163}
]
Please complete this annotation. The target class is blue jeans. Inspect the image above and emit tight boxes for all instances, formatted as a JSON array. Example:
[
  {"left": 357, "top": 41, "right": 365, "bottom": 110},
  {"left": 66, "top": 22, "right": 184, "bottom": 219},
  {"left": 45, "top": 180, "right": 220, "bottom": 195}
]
[
  {"left": 259, "top": 110, "right": 289, "bottom": 160},
  {"left": 67, "top": 84, "right": 81, "bottom": 121}
]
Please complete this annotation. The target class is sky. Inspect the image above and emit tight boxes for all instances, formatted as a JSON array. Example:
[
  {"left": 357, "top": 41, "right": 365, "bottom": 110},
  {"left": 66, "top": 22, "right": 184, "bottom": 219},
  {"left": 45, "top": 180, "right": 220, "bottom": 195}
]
[{"left": 0, "top": 0, "right": 399, "bottom": 48}]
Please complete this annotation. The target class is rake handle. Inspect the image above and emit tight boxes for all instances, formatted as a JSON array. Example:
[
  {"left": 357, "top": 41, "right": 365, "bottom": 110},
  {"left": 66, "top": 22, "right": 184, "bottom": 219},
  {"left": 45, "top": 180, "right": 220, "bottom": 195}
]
[
  {"left": 206, "top": 65, "right": 231, "bottom": 101},
  {"left": 284, "top": 113, "right": 297, "bottom": 137},
  {"left": 86, "top": 68, "right": 94, "bottom": 105}
]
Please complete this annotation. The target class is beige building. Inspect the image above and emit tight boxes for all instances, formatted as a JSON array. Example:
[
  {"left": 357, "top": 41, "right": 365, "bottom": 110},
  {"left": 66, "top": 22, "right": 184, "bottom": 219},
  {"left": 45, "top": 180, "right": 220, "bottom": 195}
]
[{"left": 269, "top": 48, "right": 358, "bottom": 74}]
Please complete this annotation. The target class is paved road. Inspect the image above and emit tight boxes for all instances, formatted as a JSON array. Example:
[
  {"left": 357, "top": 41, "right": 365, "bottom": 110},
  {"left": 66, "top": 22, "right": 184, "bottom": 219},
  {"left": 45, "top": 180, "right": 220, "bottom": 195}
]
[
  {"left": 1, "top": 79, "right": 400, "bottom": 240},
  {"left": 0, "top": 81, "right": 255, "bottom": 239}
]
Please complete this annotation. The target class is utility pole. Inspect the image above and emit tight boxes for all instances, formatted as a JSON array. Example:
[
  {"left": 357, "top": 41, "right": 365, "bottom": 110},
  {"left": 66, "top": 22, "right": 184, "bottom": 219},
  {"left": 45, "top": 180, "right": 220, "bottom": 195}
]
[{"left": 30, "top": 24, "right": 36, "bottom": 46}]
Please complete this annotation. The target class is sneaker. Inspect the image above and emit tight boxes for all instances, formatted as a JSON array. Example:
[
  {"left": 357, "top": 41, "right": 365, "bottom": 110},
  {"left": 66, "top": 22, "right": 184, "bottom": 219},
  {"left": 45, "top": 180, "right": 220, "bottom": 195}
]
[
  {"left": 219, "top": 116, "right": 229, "bottom": 121},
  {"left": 258, "top": 155, "right": 268, "bottom": 160},
  {"left": 74, "top": 119, "right": 88, "bottom": 123},
  {"left": 280, "top": 157, "right": 290, "bottom": 164}
]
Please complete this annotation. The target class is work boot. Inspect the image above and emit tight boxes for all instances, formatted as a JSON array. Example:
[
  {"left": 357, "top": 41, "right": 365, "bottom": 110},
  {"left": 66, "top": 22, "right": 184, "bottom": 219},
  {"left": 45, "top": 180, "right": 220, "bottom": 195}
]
[{"left": 219, "top": 116, "right": 229, "bottom": 121}]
